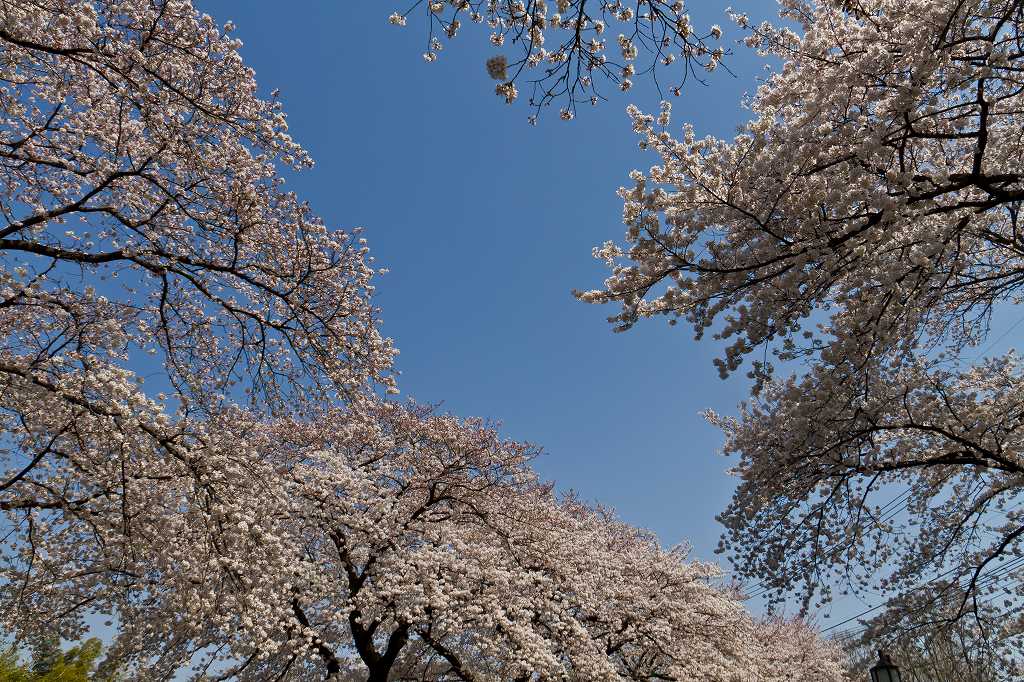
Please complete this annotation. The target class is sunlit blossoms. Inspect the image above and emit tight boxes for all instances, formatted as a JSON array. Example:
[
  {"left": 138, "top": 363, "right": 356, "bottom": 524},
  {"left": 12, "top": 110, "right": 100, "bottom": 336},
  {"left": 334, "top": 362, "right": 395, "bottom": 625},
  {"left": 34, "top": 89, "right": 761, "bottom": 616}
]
[
  {"left": 388, "top": 0, "right": 726, "bottom": 117},
  {"left": 496, "top": 81, "right": 519, "bottom": 103},
  {"left": 178, "top": 401, "right": 793, "bottom": 682},
  {"left": 0, "top": 0, "right": 396, "bottom": 408},
  {"left": 752, "top": 618, "right": 850, "bottom": 682},
  {"left": 0, "top": 0, "right": 852, "bottom": 680},
  {"left": 578, "top": 0, "right": 1024, "bottom": 668},
  {"left": 0, "top": 0, "right": 397, "bottom": 667}
]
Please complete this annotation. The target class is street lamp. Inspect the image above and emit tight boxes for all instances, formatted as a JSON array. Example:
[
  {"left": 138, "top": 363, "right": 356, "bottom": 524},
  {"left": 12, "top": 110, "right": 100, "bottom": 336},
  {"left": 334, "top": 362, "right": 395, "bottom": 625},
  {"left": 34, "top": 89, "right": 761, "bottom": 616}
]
[{"left": 869, "top": 650, "right": 902, "bottom": 682}]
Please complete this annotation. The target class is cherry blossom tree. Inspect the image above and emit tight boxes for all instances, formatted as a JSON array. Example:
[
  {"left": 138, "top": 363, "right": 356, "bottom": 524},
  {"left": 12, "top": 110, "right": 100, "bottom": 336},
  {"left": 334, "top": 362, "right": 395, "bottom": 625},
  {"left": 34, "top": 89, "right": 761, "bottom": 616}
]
[
  {"left": 577, "top": 0, "right": 1024, "bottom": 668},
  {"left": 22, "top": 396, "right": 841, "bottom": 681},
  {"left": 155, "top": 400, "right": 761, "bottom": 682},
  {"left": 387, "top": 0, "right": 727, "bottom": 120},
  {"left": 0, "top": 0, "right": 393, "bottom": 660},
  {"left": 751, "top": 617, "right": 850, "bottom": 682},
  {"left": 0, "top": 2, "right": 855, "bottom": 680}
]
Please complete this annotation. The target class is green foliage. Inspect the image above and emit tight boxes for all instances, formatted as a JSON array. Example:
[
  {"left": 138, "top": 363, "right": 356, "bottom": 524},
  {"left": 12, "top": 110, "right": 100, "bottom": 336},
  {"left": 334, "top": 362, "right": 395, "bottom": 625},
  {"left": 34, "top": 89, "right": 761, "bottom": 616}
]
[{"left": 0, "top": 636, "right": 108, "bottom": 682}]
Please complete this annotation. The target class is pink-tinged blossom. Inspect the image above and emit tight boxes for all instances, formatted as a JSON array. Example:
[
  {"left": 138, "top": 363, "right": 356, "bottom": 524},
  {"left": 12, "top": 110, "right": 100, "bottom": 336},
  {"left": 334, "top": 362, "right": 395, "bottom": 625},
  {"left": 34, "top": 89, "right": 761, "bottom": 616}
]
[
  {"left": 0, "top": 0, "right": 390, "bottom": 664},
  {"left": 577, "top": 0, "right": 1024, "bottom": 669},
  {"left": 387, "top": 0, "right": 726, "bottom": 118},
  {"left": 0, "top": 0, "right": 396, "bottom": 407},
  {"left": 752, "top": 617, "right": 850, "bottom": 681},
  {"left": 6, "top": 389, "right": 849, "bottom": 680},
  {"left": 0, "top": 1, "right": 851, "bottom": 680}
]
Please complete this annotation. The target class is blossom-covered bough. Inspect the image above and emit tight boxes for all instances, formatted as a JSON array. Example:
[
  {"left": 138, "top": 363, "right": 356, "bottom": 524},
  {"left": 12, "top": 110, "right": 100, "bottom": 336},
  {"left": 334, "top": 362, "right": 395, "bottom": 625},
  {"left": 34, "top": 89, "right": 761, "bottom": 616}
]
[
  {"left": 388, "top": 0, "right": 727, "bottom": 120},
  {"left": 161, "top": 402, "right": 849, "bottom": 681},
  {"left": 0, "top": 0, "right": 386, "bottom": 666},
  {"left": 183, "top": 402, "right": 758, "bottom": 681},
  {"left": 0, "top": 0, "right": 854, "bottom": 680},
  {"left": 0, "top": 1, "right": 397, "bottom": 408},
  {"left": 578, "top": 0, "right": 1024, "bottom": 669},
  {"left": 0, "top": 0, "right": 391, "bottom": 664}
]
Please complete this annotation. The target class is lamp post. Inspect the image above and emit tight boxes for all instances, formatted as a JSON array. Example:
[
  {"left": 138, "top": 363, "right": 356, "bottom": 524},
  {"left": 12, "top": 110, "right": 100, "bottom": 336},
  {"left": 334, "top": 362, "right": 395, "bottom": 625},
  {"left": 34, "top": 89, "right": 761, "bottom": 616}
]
[{"left": 869, "top": 650, "right": 902, "bottom": 682}]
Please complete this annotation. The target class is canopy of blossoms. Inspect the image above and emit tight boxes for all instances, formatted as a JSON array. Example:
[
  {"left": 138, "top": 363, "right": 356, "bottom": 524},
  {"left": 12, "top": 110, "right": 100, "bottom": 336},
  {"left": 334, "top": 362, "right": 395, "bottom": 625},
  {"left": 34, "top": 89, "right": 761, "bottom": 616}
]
[
  {"left": 0, "top": 0, "right": 854, "bottom": 679},
  {"left": 578, "top": 0, "right": 1024, "bottom": 670}
]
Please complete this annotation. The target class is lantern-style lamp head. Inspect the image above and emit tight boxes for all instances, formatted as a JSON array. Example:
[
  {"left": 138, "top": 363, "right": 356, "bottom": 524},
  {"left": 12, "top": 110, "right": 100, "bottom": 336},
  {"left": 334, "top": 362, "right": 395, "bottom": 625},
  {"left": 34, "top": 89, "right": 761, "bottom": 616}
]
[{"left": 869, "top": 650, "right": 902, "bottom": 682}]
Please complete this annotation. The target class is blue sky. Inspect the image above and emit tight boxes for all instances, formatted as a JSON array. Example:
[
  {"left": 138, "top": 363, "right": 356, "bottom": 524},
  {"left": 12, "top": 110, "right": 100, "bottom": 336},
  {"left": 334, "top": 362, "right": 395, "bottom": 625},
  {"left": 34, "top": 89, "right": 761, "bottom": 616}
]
[
  {"left": 200, "top": 0, "right": 822, "bottom": 621},
  {"left": 209, "top": 0, "right": 766, "bottom": 553}
]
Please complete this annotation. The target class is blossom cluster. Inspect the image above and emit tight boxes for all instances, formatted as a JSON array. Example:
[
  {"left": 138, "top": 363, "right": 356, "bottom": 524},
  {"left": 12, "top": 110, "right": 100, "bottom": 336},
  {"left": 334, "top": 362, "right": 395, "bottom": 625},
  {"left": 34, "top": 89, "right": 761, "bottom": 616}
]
[
  {"left": 576, "top": 0, "right": 1024, "bottom": 664},
  {"left": 0, "top": 0, "right": 853, "bottom": 679},
  {"left": 388, "top": 0, "right": 726, "bottom": 117}
]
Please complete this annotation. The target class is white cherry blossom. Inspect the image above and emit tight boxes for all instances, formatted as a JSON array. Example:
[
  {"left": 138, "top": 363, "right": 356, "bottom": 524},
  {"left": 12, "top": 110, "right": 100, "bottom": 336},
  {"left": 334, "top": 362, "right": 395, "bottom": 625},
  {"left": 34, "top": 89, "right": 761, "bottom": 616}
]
[
  {"left": 578, "top": 0, "right": 1024, "bottom": 668},
  {"left": 388, "top": 0, "right": 726, "bottom": 118},
  {"left": 0, "top": 2, "right": 852, "bottom": 680}
]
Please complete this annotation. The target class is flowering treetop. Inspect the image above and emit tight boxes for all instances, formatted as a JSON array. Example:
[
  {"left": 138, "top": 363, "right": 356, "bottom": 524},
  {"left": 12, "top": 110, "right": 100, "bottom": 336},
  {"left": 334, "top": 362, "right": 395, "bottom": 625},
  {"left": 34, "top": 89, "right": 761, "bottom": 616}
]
[
  {"left": 388, "top": 0, "right": 726, "bottom": 120},
  {"left": 577, "top": 0, "right": 1024, "bottom": 666},
  {"left": 0, "top": 0, "right": 397, "bottom": 417},
  {"left": 0, "top": 2, "right": 854, "bottom": 680},
  {"left": 2, "top": 393, "right": 853, "bottom": 681}
]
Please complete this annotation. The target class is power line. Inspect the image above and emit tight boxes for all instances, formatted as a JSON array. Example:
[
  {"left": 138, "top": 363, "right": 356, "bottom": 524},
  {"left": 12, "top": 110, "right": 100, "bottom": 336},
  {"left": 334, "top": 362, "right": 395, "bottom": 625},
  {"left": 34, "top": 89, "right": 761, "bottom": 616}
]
[
  {"left": 740, "top": 489, "right": 914, "bottom": 600},
  {"left": 973, "top": 312, "right": 1024, "bottom": 360},
  {"left": 822, "top": 554, "right": 1024, "bottom": 641}
]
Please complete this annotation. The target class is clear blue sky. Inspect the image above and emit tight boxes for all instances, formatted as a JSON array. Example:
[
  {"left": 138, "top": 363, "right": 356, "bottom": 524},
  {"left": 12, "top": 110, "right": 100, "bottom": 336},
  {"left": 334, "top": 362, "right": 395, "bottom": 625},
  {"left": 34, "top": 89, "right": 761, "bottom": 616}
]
[
  {"left": 205, "top": 0, "right": 791, "bottom": 610},
  {"left": 209, "top": 0, "right": 770, "bottom": 564}
]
